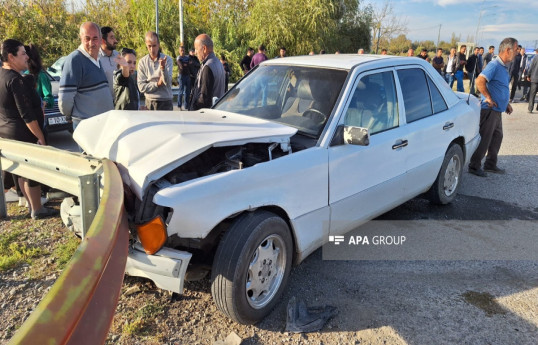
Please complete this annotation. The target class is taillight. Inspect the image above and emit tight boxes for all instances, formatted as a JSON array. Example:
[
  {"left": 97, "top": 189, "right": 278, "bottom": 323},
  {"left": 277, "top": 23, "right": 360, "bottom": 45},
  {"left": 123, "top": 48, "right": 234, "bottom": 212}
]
[{"left": 136, "top": 216, "right": 167, "bottom": 254}]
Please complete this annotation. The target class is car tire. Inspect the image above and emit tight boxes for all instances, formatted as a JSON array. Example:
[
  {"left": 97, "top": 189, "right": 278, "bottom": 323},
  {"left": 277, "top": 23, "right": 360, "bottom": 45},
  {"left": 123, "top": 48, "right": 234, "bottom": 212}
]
[
  {"left": 428, "top": 143, "right": 464, "bottom": 205},
  {"left": 211, "top": 210, "right": 293, "bottom": 324}
]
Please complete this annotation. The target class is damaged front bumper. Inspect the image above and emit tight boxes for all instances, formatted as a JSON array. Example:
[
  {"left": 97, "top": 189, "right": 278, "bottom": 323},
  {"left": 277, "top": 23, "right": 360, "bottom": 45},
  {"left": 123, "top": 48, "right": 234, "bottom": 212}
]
[{"left": 125, "top": 243, "right": 192, "bottom": 294}]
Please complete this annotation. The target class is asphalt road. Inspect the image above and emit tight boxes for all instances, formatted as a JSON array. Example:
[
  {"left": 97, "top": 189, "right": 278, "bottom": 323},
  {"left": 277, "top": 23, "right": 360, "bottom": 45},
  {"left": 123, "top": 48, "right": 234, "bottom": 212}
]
[{"left": 45, "top": 90, "right": 538, "bottom": 344}]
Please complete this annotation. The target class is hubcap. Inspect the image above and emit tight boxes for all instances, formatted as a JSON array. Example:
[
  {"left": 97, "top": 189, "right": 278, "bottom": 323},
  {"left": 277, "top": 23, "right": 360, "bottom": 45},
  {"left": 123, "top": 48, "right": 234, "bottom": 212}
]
[
  {"left": 246, "top": 234, "right": 287, "bottom": 309},
  {"left": 443, "top": 154, "right": 461, "bottom": 196}
]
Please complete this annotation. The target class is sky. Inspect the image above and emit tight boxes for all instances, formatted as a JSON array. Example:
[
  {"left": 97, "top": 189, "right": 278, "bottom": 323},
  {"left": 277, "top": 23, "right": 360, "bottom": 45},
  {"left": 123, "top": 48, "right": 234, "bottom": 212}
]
[{"left": 386, "top": 0, "right": 538, "bottom": 49}]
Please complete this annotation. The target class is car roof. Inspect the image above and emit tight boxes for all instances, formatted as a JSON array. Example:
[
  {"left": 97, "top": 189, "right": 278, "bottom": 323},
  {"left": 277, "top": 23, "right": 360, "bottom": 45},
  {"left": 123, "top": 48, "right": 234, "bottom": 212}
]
[{"left": 260, "top": 54, "right": 409, "bottom": 70}]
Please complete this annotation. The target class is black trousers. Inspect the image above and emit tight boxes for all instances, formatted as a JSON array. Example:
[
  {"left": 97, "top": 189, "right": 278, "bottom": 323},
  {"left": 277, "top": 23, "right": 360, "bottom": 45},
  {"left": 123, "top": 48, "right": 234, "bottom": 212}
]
[
  {"left": 145, "top": 99, "right": 173, "bottom": 111},
  {"left": 528, "top": 82, "right": 538, "bottom": 112},
  {"left": 469, "top": 108, "right": 503, "bottom": 170},
  {"left": 509, "top": 74, "right": 519, "bottom": 100}
]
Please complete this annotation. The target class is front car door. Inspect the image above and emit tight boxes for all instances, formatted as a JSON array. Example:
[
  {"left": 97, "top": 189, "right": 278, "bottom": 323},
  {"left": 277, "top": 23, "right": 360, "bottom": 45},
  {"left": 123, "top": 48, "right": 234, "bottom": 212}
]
[{"left": 328, "top": 68, "right": 409, "bottom": 235}]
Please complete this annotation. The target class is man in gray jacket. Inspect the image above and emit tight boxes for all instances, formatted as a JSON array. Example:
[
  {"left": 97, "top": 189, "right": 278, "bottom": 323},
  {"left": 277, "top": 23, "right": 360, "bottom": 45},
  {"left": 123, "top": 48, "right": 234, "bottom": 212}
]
[
  {"left": 188, "top": 34, "right": 225, "bottom": 110},
  {"left": 137, "top": 31, "right": 173, "bottom": 110}
]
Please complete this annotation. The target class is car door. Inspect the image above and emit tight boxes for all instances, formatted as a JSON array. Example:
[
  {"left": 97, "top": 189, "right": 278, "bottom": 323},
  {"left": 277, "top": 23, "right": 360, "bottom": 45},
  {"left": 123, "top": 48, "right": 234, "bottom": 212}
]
[
  {"left": 395, "top": 67, "right": 455, "bottom": 196},
  {"left": 328, "top": 69, "right": 409, "bottom": 236}
]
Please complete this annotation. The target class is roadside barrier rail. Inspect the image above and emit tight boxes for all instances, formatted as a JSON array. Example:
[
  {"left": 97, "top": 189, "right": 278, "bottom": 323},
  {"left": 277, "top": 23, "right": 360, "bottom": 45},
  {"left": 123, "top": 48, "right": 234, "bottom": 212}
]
[{"left": 0, "top": 138, "right": 128, "bottom": 345}]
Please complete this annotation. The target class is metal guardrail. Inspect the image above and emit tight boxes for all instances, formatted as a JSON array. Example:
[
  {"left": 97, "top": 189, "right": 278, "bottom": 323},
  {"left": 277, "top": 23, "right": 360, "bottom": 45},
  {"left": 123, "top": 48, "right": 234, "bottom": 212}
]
[
  {"left": 0, "top": 138, "right": 103, "bottom": 237},
  {"left": 0, "top": 139, "right": 128, "bottom": 345}
]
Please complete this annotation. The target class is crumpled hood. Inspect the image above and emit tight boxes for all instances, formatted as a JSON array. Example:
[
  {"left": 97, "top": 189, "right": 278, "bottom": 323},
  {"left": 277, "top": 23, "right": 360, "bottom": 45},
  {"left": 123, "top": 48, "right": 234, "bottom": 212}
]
[{"left": 74, "top": 109, "right": 297, "bottom": 199}]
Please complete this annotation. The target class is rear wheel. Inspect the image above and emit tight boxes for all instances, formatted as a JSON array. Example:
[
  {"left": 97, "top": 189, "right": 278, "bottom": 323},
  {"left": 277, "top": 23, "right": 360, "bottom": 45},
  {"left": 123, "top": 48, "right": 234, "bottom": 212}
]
[
  {"left": 211, "top": 211, "right": 292, "bottom": 324},
  {"left": 428, "top": 144, "right": 463, "bottom": 205}
]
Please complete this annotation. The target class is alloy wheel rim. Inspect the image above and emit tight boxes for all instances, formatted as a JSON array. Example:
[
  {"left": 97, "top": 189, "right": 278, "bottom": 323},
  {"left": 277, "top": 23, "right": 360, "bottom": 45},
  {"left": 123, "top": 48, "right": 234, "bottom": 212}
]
[
  {"left": 246, "top": 234, "right": 287, "bottom": 309},
  {"left": 443, "top": 154, "right": 461, "bottom": 196}
]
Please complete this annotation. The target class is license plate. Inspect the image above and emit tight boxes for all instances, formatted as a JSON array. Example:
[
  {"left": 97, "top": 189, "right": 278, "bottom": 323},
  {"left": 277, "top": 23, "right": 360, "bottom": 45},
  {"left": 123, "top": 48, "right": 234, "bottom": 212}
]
[{"left": 48, "top": 116, "right": 68, "bottom": 125}]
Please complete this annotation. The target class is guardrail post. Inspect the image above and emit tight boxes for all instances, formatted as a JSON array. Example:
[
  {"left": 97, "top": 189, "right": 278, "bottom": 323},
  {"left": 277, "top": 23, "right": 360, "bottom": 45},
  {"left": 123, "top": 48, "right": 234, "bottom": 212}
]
[
  {"left": 0, "top": 150, "right": 6, "bottom": 219},
  {"left": 79, "top": 173, "right": 100, "bottom": 238}
]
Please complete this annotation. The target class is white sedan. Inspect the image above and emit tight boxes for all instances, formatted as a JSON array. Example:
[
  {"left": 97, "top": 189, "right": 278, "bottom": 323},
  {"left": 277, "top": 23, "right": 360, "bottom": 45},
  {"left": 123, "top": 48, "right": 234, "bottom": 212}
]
[{"left": 74, "top": 54, "right": 480, "bottom": 324}]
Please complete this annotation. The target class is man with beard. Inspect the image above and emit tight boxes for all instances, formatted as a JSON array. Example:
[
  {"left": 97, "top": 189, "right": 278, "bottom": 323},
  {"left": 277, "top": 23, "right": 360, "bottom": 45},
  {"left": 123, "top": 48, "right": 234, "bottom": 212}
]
[{"left": 99, "top": 26, "right": 119, "bottom": 97}]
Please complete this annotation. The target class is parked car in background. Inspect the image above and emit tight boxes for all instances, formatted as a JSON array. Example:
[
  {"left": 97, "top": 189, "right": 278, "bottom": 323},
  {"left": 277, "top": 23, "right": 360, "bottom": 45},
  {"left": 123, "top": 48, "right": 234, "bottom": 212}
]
[
  {"left": 73, "top": 54, "right": 481, "bottom": 325},
  {"left": 42, "top": 69, "right": 72, "bottom": 138},
  {"left": 46, "top": 56, "right": 66, "bottom": 81}
]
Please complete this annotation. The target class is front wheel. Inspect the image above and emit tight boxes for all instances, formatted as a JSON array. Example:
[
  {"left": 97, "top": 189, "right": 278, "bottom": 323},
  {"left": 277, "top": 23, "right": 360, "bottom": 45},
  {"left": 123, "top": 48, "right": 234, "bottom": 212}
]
[
  {"left": 428, "top": 144, "right": 464, "bottom": 205},
  {"left": 211, "top": 211, "right": 293, "bottom": 324}
]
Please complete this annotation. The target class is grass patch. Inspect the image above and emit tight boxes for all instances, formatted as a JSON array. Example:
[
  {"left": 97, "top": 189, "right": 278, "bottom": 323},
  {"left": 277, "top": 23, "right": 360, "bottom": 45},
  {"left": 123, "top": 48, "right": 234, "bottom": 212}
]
[
  {"left": 52, "top": 233, "right": 81, "bottom": 270},
  {"left": 122, "top": 303, "right": 166, "bottom": 336},
  {"left": 0, "top": 226, "right": 42, "bottom": 271}
]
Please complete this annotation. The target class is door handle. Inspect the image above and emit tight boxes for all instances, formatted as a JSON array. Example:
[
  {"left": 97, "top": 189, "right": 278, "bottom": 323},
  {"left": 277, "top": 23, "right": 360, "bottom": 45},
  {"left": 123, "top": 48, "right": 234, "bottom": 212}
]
[
  {"left": 443, "top": 122, "right": 454, "bottom": 130},
  {"left": 392, "top": 140, "right": 408, "bottom": 150}
]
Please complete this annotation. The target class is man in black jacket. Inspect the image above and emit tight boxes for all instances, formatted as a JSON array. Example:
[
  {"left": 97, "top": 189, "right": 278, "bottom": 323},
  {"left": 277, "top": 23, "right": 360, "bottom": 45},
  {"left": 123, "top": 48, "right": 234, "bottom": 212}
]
[
  {"left": 509, "top": 45, "right": 523, "bottom": 102},
  {"left": 466, "top": 47, "right": 480, "bottom": 95},
  {"left": 526, "top": 49, "right": 538, "bottom": 113},
  {"left": 188, "top": 34, "right": 225, "bottom": 111},
  {"left": 240, "top": 48, "right": 254, "bottom": 75}
]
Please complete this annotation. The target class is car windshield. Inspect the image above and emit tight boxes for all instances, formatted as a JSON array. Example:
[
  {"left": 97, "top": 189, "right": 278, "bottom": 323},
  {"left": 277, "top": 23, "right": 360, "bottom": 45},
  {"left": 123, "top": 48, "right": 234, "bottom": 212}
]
[{"left": 214, "top": 64, "right": 348, "bottom": 136}]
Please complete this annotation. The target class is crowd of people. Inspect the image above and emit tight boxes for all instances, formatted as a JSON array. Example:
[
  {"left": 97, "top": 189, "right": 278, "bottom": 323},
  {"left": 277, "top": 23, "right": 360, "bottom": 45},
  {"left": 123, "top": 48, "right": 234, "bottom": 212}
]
[{"left": 1, "top": 21, "right": 537, "bottom": 217}]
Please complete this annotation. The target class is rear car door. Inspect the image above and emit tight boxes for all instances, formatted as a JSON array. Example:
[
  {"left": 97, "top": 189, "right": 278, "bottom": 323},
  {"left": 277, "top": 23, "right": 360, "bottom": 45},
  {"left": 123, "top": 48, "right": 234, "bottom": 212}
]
[{"left": 395, "top": 67, "right": 455, "bottom": 196}]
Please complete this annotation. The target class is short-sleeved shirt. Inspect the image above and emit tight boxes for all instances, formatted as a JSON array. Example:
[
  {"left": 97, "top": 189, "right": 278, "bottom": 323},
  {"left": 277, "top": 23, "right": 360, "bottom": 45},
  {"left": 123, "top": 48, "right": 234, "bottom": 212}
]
[{"left": 479, "top": 56, "right": 510, "bottom": 112}]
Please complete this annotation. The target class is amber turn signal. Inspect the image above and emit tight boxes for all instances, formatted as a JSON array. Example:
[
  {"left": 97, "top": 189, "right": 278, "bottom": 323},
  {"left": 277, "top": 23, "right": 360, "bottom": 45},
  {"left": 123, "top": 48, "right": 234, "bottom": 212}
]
[{"left": 136, "top": 216, "right": 167, "bottom": 254}]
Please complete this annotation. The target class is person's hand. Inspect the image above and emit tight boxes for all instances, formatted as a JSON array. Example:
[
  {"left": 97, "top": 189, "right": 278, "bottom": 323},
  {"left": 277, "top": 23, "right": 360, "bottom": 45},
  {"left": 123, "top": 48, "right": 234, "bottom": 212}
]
[
  {"left": 484, "top": 97, "right": 497, "bottom": 109},
  {"left": 506, "top": 104, "right": 513, "bottom": 115},
  {"left": 157, "top": 75, "right": 164, "bottom": 86},
  {"left": 159, "top": 58, "right": 166, "bottom": 70},
  {"left": 37, "top": 138, "right": 45, "bottom": 146},
  {"left": 115, "top": 55, "right": 129, "bottom": 68}
]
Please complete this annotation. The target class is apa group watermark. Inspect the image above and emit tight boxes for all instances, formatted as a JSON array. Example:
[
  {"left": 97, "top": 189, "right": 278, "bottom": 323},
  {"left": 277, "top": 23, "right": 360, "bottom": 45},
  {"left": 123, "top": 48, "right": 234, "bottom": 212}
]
[
  {"left": 323, "top": 220, "right": 538, "bottom": 261},
  {"left": 329, "top": 235, "right": 406, "bottom": 246}
]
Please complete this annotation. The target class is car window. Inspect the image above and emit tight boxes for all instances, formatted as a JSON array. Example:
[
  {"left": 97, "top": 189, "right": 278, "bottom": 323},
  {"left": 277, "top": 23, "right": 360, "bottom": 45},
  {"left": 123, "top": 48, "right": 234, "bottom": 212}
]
[
  {"left": 397, "top": 68, "right": 433, "bottom": 123},
  {"left": 427, "top": 75, "right": 448, "bottom": 113},
  {"left": 215, "top": 65, "right": 348, "bottom": 136},
  {"left": 344, "top": 71, "right": 399, "bottom": 135}
]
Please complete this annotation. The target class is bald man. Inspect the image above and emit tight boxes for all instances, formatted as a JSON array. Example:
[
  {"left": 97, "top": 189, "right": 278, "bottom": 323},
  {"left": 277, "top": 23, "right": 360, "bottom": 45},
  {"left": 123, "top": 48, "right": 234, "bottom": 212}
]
[
  {"left": 137, "top": 31, "right": 174, "bottom": 110},
  {"left": 59, "top": 22, "right": 113, "bottom": 130},
  {"left": 188, "top": 34, "right": 225, "bottom": 110}
]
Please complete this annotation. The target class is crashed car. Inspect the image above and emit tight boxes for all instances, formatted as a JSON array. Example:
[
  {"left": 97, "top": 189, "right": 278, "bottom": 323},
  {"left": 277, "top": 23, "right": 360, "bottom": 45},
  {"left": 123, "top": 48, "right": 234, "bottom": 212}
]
[{"left": 74, "top": 54, "right": 480, "bottom": 324}]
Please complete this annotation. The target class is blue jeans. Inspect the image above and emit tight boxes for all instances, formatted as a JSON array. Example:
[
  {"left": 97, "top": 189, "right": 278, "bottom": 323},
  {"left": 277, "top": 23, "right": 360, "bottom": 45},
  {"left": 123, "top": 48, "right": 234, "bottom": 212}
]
[
  {"left": 445, "top": 73, "right": 455, "bottom": 89},
  {"left": 178, "top": 74, "right": 191, "bottom": 108},
  {"left": 455, "top": 70, "right": 464, "bottom": 92}
]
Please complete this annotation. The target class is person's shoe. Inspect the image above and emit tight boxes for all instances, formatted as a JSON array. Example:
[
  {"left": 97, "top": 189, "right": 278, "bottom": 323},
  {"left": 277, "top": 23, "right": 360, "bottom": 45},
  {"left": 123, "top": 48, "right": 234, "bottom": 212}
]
[
  {"left": 528, "top": 110, "right": 533, "bottom": 113},
  {"left": 18, "top": 196, "right": 27, "bottom": 207},
  {"left": 520, "top": 97, "right": 526, "bottom": 101},
  {"left": 4, "top": 189, "right": 18, "bottom": 203},
  {"left": 31, "top": 207, "right": 58, "bottom": 220},
  {"left": 509, "top": 99, "right": 514, "bottom": 103},
  {"left": 484, "top": 166, "right": 506, "bottom": 174},
  {"left": 469, "top": 167, "right": 488, "bottom": 177}
]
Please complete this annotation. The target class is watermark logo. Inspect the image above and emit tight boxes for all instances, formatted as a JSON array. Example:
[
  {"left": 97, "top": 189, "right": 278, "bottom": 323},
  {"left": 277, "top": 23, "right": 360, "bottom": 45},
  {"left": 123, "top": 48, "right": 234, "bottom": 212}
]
[{"left": 329, "top": 235, "right": 345, "bottom": 245}]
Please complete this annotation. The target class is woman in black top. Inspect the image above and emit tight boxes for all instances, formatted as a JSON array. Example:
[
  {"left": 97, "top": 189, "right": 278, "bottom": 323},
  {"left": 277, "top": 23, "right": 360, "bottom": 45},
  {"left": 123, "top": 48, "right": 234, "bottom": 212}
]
[{"left": 1, "top": 39, "right": 55, "bottom": 219}]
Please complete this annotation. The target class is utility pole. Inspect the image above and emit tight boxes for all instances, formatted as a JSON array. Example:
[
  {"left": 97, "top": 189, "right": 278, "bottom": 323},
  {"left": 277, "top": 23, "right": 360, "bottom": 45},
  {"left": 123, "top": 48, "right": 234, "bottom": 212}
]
[
  {"left": 179, "top": 0, "right": 184, "bottom": 45},
  {"left": 375, "top": 24, "right": 381, "bottom": 54},
  {"left": 155, "top": 0, "right": 159, "bottom": 35},
  {"left": 437, "top": 24, "right": 442, "bottom": 48}
]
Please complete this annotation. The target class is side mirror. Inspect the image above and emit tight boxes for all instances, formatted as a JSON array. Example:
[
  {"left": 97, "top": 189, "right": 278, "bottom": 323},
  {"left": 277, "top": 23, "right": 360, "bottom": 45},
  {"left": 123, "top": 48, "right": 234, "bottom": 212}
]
[{"left": 343, "top": 125, "right": 370, "bottom": 146}]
